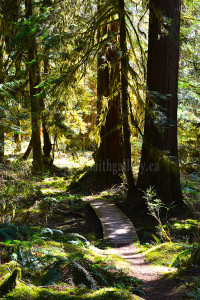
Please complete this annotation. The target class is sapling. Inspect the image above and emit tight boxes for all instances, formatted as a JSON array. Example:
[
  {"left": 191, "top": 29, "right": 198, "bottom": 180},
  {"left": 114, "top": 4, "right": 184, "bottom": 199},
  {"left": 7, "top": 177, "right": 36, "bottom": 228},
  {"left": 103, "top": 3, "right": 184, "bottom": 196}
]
[{"left": 143, "top": 186, "right": 171, "bottom": 242}]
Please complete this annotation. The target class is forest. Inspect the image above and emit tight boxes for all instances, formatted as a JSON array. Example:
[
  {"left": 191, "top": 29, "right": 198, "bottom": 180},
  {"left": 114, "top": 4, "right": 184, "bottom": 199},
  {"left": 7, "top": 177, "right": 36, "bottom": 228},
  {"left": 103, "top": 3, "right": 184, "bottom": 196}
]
[{"left": 0, "top": 0, "right": 200, "bottom": 299}]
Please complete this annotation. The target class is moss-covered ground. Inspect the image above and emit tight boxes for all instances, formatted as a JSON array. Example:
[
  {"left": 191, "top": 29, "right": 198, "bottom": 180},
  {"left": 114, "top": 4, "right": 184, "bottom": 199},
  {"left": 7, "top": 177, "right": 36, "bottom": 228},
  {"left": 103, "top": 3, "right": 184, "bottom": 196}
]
[
  {"left": 0, "top": 149, "right": 200, "bottom": 299},
  {"left": 0, "top": 153, "right": 143, "bottom": 299}
]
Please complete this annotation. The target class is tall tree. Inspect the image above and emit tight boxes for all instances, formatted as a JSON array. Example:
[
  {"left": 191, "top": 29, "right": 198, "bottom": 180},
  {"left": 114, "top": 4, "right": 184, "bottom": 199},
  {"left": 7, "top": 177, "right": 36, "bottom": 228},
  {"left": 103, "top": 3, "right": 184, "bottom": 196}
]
[
  {"left": 0, "top": 0, "right": 20, "bottom": 161},
  {"left": 118, "top": 0, "right": 136, "bottom": 194},
  {"left": 25, "top": 0, "right": 43, "bottom": 172},
  {"left": 41, "top": 52, "right": 52, "bottom": 161},
  {"left": 95, "top": 2, "right": 123, "bottom": 185},
  {"left": 137, "top": 0, "right": 184, "bottom": 207},
  {"left": 0, "top": 50, "right": 4, "bottom": 162}
]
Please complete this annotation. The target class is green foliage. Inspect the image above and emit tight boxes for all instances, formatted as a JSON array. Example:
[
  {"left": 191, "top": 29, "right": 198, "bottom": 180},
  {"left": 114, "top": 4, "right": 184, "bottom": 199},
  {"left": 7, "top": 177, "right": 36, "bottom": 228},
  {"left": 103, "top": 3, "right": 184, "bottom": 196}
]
[
  {"left": 170, "top": 246, "right": 192, "bottom": 268},
  {"left": 178, "top": 0, "right": 200, "bottom": 173},
  {"left": 41, "top": 259, "right": 64, "bottom": 286},
  {"left": 187, "top": 278, "right": 200, "bottom": 300},
  {"left": 0, "top": 161, "right": 42, "bottom": 223},
  {"left": 0, "top": 228, "right": 140, "bottom": 298},
  {"left": 163, "top": 219, "right": 198, "bottom": 242},
  {"left": 143, "top": 187, "right": 171, "bottom": 242}
]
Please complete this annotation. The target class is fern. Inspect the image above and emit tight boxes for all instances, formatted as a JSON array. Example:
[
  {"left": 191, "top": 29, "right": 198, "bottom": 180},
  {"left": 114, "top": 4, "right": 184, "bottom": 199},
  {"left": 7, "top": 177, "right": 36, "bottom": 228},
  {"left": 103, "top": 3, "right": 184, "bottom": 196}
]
[
  {"left": 64, "top": 233, "right": 90, "bottom": 247},
  {"left": 70, "top": 260, "right": 97, "bottom": 290},
  {"left": 170, "top": 246, "right": 192, "bottom": 268},
  {"left": 41, "top": 260, "right": 65, "bottom": 286}
]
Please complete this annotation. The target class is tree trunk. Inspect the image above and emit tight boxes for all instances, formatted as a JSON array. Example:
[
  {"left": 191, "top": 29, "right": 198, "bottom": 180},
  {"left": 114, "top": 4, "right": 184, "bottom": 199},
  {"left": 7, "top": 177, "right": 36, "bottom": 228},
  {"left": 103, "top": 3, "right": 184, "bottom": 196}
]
[
  {"left": 41, "top": 54, "right": 52, "bottom": 160},
  {"left": 0, "top": 96, "right": 4, "bottom": 163},
  {"left": 14, "top": 120, "right": 21, "bottom": 152},
  {"left": 0, "top": 20, "right": 5, "bottom": 163},
  {"left": 22, "top": 136, "right": 33, "bottom": 160},
  {"left": 95, "top": 5, "right": 123, "bottom": 185},
  {"left": 119, "top": 0, "right": 136, "bottom": 193},
  {"left": 137, "top": 0, "right": 184, "bottom": 208},
  {"left": 25, "top": 0, "right": 43, "bottom": 172},
  {"left": 0, "top": 131, "right": 4, "bottom": 163},
  {"left": 42, "top": 122, "right": 52, "bottom": 159},
  {"left": 0, "top": 0, "right": 20, "bottom": 161},
  {"left": 14, "top": 56, "right": 22, "bottom": 153}
]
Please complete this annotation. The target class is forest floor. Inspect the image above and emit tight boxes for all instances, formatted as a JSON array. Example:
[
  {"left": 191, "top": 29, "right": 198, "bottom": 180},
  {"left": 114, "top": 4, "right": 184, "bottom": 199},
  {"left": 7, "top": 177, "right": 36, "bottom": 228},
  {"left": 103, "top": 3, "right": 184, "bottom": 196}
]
[
  {"left": 0, "top": 149, "right": 200, "bottom": 299},
  {"left": 113, "top": 245, "right": 185, "bottom": 300},
  {"left": 52, "top": 151, "right": 200, "bottom": 299}
]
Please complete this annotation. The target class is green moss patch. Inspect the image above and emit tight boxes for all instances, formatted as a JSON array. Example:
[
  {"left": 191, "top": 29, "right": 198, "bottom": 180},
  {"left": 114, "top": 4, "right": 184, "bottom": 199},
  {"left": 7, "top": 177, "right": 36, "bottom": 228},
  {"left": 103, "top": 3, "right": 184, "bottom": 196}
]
[
  {"left": 5, "top": 285, "right": 143, "bottom": 299},
  {"left": 0, "top": 238, "right": 142, "bottom": 299},
  {"left": 164, "top": 219, "right": 199, "bottom": 242},
  {"left": 145, "top": 242, "right": 188, "bottom": 267}
]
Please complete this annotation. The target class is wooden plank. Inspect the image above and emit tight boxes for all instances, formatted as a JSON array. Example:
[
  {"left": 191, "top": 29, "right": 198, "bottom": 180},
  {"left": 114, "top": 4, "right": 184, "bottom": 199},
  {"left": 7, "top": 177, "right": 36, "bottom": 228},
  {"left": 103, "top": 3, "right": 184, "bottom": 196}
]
[{"left": 83, "top": 196, "right": 138, "bottom": 246}]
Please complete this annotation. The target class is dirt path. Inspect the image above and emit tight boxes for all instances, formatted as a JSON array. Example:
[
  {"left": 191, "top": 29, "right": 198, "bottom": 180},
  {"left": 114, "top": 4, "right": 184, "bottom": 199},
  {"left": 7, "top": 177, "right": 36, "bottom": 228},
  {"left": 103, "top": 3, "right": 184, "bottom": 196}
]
[
  {"left": 83, "top": 196, "right": 186, "bottom": 299},
  {"left": 113, "top": 245, "right": 186, "bottom": 300}
]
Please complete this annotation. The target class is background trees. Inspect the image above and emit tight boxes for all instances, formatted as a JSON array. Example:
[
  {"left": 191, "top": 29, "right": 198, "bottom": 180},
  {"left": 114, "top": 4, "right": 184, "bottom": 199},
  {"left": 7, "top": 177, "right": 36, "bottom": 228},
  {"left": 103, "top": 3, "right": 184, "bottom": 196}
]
[
  {"left": 0, "top": 0, "right": 199, "bottom": 213},
  {"left": 0, "top": 2, "right": 199, "bottom": 298}
]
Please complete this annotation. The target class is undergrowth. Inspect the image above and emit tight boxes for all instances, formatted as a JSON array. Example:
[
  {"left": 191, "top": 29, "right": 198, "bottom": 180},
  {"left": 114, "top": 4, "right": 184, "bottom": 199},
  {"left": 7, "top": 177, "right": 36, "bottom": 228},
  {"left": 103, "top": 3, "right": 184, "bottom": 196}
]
[
  {"left": 0, "top": 228, "right": 141, "bottom": 299},
  {"left": 0, "top": 158, "right": 142, "bottom": 299}
]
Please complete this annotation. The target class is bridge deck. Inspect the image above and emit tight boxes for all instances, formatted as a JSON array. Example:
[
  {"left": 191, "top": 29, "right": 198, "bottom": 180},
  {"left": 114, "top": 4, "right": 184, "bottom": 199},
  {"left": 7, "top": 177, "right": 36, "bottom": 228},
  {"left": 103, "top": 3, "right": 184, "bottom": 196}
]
[{"left": 83, "top": 196, "right": 138, "bottom": 246}]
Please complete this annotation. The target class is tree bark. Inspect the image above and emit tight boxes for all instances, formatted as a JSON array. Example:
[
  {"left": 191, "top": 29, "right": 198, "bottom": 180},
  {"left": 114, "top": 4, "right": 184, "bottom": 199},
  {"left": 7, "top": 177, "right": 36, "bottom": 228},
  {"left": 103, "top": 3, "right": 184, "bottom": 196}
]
[
  {"left": 0, "top": 8, "right": 5, "bottom": 163},
  {"left": 119, "top": 0, "right": 136, "bottom": 193},
  {"left": 0, "top": 75, "right": 4, "bottom": 163},
  {"left": 22, "top": 136, "right": 33, "bottom": 160},
  {"left": 0, "top": 130, "right": 4, "bottom": 163},
  {"left": 41, "top": 54, "right": 52, "bottom": 160},
  {"left": 14, "top": 55, "right": 22, "bottom": 153},
  {"left": 25, "top": 0, "right": 43, "bottom": 172},
  {"left": 14, "top": 120, "right": 21, "bottom": 152},
  {"left": 95, "top": 4, "right": 123, "bottom": 185},
  {"left": 137, "top": 0, "right": 184, "bottom": 208}
]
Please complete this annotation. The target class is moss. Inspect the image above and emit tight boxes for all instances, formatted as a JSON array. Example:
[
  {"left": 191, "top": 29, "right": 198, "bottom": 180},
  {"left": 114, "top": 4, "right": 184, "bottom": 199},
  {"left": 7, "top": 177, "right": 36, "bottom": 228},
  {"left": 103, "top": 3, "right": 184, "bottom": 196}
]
[
  {"left": 145, "top": 242, "right": 187, "bottom": 266},
  {"left": 5, "top": 285, "right": 142, "bottom": 299},
  {"left": 163, "top": 219, "right": 198, "bottom": 242},
  {"left": 39, "top": 177, "right": 67, "bottom": 193},
  {"left": 0, "top": 268, "right": 21, "bottom": 296},
  {"left": 0, "top": 262, "right": 20, "bottom": 278},
  {"left": 0, "top": 157, "right": 143, "bottom": 299}
]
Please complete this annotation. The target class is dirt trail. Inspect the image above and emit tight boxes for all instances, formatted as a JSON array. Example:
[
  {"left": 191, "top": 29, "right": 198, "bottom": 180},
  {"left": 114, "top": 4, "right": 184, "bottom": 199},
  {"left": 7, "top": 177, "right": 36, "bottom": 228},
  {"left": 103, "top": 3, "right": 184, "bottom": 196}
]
[
  {"left": 113, "top": 245, "right": 186, "bottom": 300},
  {"left": 83, "top": 196, "right": 186, "bottom": 299}
]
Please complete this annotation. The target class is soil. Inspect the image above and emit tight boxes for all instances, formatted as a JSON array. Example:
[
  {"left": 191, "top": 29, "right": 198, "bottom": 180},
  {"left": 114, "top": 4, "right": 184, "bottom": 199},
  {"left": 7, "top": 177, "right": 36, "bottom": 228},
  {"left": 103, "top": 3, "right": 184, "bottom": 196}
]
[{"left": 113, "top": 245, "right": 187, "bottom": 300}]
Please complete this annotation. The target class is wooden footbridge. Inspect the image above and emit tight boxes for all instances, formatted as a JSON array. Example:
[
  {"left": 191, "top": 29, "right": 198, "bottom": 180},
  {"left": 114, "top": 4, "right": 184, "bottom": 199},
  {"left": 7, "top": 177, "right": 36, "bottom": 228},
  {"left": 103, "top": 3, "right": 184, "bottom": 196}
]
[{"left": 83, "top": 196, "right": 138, "bottom": 246}]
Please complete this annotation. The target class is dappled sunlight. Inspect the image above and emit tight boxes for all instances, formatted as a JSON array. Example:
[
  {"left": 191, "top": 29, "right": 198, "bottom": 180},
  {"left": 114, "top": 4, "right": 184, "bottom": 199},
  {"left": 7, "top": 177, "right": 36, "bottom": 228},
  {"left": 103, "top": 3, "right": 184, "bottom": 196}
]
[
  {"left": 54, "top": 152, "right": 94, "bottom": 170},
  {"left": 0, "top": 0, "right": 199, "bottom": 298}
]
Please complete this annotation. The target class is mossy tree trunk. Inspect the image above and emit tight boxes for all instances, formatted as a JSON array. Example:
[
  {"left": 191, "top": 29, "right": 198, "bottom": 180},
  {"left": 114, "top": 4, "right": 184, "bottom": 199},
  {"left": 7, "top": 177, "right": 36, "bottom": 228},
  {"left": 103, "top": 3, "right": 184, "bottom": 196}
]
[
  {"left": 25, "top": 0, "right": 43, "bottom": 172},
  {"left": 0, "top": 2, "right": 6, "bottom": 163},
  {"left": 0, "top": 54, "right": 4, "bottom": 163},
  {"left": 137, "top": 0, "right": 184, "bottom": 208},
  {"left": 118, "top": 0, "right": 136, "bottom": 194}
]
